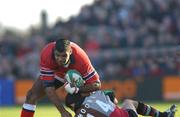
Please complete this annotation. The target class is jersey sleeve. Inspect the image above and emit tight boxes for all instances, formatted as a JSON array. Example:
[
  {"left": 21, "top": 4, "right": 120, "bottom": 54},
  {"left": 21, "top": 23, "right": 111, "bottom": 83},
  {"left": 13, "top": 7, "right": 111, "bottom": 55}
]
[
  {"left": 77, "top": 49, "right": 100, "bottom": 84},
  {"left": 39, "top": 46, "right": 55, "bottom": 87},
  {"left": 81, "top": 65, "right": 100, "bottom": 84}
]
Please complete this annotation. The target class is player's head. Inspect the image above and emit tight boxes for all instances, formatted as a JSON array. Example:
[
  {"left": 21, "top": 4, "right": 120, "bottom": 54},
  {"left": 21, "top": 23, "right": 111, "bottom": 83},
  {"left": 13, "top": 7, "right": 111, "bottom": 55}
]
[{"left": 54, "top": 38, "right": 72, "bottom": 66}]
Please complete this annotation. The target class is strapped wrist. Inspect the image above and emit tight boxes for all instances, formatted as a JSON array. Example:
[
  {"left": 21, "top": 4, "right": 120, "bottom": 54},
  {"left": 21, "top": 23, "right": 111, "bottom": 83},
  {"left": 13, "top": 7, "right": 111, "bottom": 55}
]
[{"left": 74, "top": 87, "right": 79, "bottom": 94}]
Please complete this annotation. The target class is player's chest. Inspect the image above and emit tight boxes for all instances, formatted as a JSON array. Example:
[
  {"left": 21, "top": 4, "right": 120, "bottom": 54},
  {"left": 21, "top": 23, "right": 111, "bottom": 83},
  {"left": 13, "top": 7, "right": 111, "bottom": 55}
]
[{"left": 54, "top": 64, "right": 81, "bottom": 76}]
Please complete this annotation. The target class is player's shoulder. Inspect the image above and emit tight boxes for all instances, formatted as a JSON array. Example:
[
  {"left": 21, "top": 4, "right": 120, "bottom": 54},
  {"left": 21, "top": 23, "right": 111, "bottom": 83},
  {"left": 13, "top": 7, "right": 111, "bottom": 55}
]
[
  {"left": 70, "top": 42, "right": 83, "bottom": 52},
  {"left": 40, "top": 42, "right": 56, "bottom": 66},
  {"left": 42, "top": 42, "right": 55, "bottom": 52},
  {"left": 41, "top": 42, "right": 55, "bottom": 56},
  {"left": 70, "top": 42, "right": 89, "bottom": 59}
]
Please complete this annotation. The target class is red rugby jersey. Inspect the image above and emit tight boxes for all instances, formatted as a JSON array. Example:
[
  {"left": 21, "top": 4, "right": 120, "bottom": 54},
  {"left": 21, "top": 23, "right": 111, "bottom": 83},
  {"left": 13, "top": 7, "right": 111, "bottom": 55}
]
[{"left": 39, "top": 41, "right": 100, "bottom": 84}]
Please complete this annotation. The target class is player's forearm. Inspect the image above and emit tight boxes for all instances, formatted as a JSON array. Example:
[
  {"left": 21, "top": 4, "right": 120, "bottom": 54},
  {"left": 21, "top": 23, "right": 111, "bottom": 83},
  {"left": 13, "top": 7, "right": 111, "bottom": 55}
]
[
  {"left": 79, "top": 81, "right": 101, "bottom": 93},
  {"left": 45, "top": 87, "right": 66, "bottom": 112}
]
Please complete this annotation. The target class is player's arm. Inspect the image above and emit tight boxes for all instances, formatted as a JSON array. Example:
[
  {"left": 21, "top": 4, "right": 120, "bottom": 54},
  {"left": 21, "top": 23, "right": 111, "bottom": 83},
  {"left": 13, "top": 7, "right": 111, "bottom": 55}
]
[
  {"left": 79, "top": 68, "right": 101, "bottom": 93},
  {"left": 79, "top": 81, "right": 101, "bottom": 93},
  {"left": 40, "top": 59, "right": 71, "bottom": 116},
  {"left": 64, "top": 73, "right": 101, "bottom": 95},
  {"left": 41, "top": 75, "right": 71, "bottom": 117},
  {"left": 45, "top": 87, "right": 68, "bottom": 112},
  {"left": 76, "top": 45, "right": 101, "bottom": 93}
]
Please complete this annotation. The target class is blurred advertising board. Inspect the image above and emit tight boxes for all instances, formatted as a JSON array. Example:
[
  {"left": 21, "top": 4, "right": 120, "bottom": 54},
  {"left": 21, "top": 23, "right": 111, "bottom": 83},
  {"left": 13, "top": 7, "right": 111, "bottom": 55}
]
[
  {"left": 15, "top": 80, "right": 33, "bottom": 104},
  {"left": 13, "top": 76, "right": 180, "bottom": 105},
  {"left": 163, "top": 76, "right": 180, "bottom": 101},
  {"left": 0, "top": 78, "right": 15, "bottom": 106}
]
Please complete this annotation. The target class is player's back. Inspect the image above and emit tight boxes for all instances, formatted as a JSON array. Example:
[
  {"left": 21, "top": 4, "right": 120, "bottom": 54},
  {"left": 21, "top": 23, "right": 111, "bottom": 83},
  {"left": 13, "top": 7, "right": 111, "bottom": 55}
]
[{"left": 75, "top": 90, "right": 116, "bottom": 117}]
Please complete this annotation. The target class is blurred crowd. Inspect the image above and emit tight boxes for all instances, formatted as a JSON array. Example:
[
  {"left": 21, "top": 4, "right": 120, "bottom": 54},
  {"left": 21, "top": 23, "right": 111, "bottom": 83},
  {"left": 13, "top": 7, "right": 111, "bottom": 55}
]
[{"left": 0, "top": 0, "right": 179, "bottom": 80}]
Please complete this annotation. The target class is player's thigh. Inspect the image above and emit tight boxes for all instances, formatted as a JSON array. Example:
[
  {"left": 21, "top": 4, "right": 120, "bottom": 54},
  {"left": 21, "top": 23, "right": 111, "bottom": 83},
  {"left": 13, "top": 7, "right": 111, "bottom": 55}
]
[{"left": 26, "top": 78, "right": 46, "bottom": 101}]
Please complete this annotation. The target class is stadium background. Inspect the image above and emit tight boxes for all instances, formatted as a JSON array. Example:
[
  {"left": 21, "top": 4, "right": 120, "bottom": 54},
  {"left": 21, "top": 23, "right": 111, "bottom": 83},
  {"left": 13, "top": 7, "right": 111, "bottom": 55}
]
[{"left": 0, "top": 0, "right": 180, "bottom": 116}]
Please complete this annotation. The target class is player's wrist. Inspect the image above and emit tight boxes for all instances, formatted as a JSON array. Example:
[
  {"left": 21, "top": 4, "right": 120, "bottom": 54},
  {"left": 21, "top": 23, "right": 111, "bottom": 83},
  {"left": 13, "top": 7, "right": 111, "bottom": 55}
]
[
  {"left": 64, "top": 82, "right": 79, "bottom": 94},
  {"left": 74, "top": 87, "right": 79, "bottom": 94}
]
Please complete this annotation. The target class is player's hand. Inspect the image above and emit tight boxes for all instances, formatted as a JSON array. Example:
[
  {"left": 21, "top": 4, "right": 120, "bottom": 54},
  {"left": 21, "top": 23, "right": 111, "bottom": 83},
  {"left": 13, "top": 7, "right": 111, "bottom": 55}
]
[
  {"left": 61, "top": 110, "right": 72, "bottom": 117},
  {"left": 64, "top": 82, "right": 79, "bottom": 94}
]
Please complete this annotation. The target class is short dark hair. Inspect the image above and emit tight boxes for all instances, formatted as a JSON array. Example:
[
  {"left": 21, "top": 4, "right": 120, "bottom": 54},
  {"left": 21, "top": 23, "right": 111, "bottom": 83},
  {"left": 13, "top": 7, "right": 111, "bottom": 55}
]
[{"left": 55, "top": 38, "right": 70, "bottom": 52}]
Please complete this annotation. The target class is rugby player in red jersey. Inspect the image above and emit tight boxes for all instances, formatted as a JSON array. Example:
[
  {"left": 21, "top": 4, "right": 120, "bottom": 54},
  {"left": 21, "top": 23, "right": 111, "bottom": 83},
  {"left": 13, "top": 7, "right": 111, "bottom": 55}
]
[{"left": 20, "top": 38, "right": 101, "bottom": 117}]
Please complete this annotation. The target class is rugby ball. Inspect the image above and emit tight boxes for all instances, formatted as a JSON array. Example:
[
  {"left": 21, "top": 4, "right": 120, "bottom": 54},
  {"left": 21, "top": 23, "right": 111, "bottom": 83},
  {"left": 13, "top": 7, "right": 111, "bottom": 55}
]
[{"left": 65, "top": 70, "right": 84, "bottom": 87}]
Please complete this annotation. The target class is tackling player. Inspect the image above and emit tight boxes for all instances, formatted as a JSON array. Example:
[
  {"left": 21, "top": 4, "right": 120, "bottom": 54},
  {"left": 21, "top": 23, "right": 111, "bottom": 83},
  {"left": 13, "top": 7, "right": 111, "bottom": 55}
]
[
  {"left": 68, "top": 90, "right": 177, "bottom": 117},
  {"left": 20, "top": 38, "right": 101, "bottom": 117}
]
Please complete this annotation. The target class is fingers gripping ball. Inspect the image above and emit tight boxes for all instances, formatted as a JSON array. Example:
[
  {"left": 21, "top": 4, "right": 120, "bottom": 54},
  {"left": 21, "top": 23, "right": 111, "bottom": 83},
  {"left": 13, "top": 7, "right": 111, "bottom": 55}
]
[{"left": 65, "top": 70, "right": 84, "bottom": 88}]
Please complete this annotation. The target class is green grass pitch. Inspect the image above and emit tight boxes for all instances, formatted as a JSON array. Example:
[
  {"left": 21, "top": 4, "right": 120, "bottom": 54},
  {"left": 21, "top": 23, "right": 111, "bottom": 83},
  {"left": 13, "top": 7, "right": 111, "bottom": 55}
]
[{"left": 0, "top": 102, "right": 179, "bottom": 117}]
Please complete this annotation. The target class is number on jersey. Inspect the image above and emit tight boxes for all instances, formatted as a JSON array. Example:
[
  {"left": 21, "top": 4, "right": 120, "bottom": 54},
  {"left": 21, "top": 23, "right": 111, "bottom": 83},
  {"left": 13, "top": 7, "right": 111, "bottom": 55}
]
[{"left": 95, "top": 100, "right": 113, "bottom": 112}]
